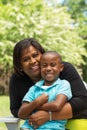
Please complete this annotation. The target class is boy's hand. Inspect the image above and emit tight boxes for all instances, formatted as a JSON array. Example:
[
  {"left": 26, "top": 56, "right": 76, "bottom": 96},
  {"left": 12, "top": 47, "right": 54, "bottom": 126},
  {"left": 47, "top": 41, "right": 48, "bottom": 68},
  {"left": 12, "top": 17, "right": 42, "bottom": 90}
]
[{"left": 35, "top": 93, "right": 48, "bottom": 107}]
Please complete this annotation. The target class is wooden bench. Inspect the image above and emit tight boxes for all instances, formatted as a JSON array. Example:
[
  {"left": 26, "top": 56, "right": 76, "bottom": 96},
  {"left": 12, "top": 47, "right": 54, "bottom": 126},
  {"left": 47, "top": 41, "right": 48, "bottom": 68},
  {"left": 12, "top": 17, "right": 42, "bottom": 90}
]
[{"left": 0, "top": 116, "right": 20, "bottom": 130}]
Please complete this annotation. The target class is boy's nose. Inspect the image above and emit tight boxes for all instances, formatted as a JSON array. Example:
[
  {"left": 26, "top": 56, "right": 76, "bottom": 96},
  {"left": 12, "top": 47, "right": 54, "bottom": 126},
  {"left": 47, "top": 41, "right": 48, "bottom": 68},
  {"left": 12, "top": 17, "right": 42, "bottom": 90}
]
[{"left": 46, "top": 66, "right": 51, "bottom": 71}]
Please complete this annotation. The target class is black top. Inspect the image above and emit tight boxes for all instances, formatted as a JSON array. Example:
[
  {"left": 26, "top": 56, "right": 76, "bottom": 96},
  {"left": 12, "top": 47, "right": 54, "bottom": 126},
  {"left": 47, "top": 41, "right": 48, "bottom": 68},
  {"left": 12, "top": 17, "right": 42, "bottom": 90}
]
[{"left": 9, "top": 62, "right": 87, "bottom": 118}]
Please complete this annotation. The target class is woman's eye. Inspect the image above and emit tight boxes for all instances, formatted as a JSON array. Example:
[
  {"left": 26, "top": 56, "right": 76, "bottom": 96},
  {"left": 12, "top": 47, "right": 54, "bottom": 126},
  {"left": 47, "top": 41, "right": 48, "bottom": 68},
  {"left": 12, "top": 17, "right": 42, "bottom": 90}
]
[
  {"left": 33, "top": 53, "right": 38, "bottom": 58},
  {"left": 23, "top": 57, "right": 29, "bottom": 62}
]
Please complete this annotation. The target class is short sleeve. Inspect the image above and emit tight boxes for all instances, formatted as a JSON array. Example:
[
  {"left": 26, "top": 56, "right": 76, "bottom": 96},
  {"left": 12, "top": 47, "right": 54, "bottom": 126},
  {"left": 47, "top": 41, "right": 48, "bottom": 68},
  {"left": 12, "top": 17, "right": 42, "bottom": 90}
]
[{"left": 22, "top": 86, "right": 35, "bottom": 103}]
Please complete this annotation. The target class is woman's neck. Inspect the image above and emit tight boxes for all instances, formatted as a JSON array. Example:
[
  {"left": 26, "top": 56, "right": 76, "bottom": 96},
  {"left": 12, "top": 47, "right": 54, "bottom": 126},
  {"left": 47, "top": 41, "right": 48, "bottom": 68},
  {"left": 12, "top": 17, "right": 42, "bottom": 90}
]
[{"left": 31, "top": 76, "right": 42, "bottom": 83}]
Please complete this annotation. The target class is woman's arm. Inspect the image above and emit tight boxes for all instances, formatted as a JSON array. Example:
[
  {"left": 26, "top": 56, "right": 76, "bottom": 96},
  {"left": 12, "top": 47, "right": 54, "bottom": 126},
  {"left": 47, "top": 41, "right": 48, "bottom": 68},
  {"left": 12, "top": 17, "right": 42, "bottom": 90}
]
[
  {"left": 60, "top": 62, "right": 87, "bottom": 116},
  {"left": 9, "top": 74, "right": 22, "bottom": 117},
  {"left": 28, "top": 103, "right": 72, "bottom": 128},
  {"left": 52, "top": 102, "right": 72, "bottom": 119},
  {"left": 9, "top": 73, "right": 34, "bottom": 117}
]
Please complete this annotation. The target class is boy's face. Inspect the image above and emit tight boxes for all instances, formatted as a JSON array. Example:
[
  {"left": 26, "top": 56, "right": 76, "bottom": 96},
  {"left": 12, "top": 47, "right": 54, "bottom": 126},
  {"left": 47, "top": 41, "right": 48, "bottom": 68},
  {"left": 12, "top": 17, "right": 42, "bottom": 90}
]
[{"left": 41, "top": 53, "right": 64, "bottom": 85}]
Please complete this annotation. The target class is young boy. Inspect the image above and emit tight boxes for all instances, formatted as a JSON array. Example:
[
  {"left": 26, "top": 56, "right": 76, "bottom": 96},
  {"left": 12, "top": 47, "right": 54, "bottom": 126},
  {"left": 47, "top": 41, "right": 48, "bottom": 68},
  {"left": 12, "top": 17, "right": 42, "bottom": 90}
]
[{"left": 18, "top": 51, "right": 72, "bottom": 130}]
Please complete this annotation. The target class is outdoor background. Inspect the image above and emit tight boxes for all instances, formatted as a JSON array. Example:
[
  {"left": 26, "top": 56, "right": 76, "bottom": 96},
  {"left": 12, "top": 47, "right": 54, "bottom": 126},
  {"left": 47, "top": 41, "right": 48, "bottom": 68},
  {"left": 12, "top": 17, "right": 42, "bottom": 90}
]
[{"left": 0, "top": 0, "right": 87, "bottom": 129}]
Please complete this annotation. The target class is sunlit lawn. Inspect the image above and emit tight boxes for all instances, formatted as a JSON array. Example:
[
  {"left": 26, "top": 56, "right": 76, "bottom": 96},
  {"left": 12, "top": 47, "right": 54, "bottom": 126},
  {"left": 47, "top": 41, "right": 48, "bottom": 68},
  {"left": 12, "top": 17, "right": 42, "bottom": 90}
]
[
  {"left": 0, "top": 95, "right": 11, "bottom": 130},
  {"left": 0, "top": 95, "right": 24, "bottom": 130}
]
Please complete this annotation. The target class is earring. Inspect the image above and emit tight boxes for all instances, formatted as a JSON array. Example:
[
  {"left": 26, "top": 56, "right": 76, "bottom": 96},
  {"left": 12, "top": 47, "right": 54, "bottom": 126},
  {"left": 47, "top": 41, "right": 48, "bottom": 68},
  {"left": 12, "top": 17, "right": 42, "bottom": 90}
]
[{"left": 20, "top": 69, "right": 22, "bottom": 71}]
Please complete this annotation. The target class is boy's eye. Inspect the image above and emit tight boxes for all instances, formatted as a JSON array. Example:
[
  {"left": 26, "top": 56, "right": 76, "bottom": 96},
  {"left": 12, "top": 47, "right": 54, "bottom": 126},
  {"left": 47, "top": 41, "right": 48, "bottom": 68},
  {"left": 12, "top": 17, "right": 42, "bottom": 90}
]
[
  {"left": 51, "top": 63, "right": 56, "bottom": 67},
  {"left": 41, "top": 63, "right": 47, "bottom": 67}
]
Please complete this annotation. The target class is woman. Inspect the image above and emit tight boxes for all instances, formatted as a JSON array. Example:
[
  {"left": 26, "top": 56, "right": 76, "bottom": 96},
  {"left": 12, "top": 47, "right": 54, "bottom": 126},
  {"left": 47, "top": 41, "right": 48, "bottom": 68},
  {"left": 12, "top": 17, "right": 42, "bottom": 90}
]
[{"left": 9, "top": 38, "right": 87, "bottom": 129}]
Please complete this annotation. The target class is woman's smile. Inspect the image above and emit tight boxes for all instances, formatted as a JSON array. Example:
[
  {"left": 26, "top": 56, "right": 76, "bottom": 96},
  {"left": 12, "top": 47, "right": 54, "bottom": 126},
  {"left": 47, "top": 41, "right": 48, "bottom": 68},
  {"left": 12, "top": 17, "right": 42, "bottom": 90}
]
[{"left": 30, "top": 64, "right": 40, "bottom": 71}]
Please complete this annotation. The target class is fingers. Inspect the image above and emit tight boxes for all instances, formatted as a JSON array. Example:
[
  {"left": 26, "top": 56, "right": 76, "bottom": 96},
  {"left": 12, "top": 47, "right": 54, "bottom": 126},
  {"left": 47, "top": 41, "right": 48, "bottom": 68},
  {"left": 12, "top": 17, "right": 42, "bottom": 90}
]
[
  {"left": 29, "top": 117, "right": 39, "bottom": 129},
  {"left": 28, "top": 110, "right": 49, "bottom": 128},
  {"left": 30, "top": 122, "right": 33, "bottom": 126},
  {"left": 29, "top": 121, "right": 38, "bottom": 129}
]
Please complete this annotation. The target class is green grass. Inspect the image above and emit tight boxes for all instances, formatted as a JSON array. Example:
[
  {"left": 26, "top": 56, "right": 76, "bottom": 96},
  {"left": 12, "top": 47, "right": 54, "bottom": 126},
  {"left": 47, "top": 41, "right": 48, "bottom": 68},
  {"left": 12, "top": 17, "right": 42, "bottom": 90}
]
[
  {"left": 0, "top": 95, "right": 24, "bottom": 130},
  {"left": 0, "top": 95, "right": 11, "bottom": 130}
]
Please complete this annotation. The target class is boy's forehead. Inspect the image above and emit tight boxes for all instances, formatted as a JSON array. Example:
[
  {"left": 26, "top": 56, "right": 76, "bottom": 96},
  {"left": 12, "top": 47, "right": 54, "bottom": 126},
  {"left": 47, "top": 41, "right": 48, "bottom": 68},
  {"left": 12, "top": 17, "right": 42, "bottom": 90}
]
[
  {"left": 41, "top": 53, "right": 61, "bottom": 64},
  {"left": 42, "top": 53, "right": 59, "bottom": 59},
  {"left": 41, "top": 55, "right": 59, "bottom": 63}
]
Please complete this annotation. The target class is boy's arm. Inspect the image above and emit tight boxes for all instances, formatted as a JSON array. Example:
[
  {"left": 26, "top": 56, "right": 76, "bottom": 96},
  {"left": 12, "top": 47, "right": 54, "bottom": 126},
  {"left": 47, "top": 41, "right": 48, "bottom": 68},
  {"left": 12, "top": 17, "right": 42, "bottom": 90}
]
[
  {"left": 38, "top": 94, "right": 68, "bottom": 111},
  {"left": 18, "top": 93, "right": 48, "bottom": 119}
]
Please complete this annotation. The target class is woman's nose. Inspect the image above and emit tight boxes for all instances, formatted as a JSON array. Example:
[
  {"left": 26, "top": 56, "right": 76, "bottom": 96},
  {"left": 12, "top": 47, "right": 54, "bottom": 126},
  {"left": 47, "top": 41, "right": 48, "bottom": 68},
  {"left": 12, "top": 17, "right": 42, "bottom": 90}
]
[{"left": 30, "top": 57, "right": 36, "bottom": 64}]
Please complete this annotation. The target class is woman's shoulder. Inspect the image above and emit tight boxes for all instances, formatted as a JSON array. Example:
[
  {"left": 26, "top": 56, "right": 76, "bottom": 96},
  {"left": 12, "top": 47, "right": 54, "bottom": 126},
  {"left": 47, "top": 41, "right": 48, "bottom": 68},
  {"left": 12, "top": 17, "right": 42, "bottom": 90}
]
[
  {"left": 62, "top": 62, "right": 75, "bottom": 69},
  {"left": 10, "top": 73, "right": 30, "bottom": 80},
  {"left": 10, "top": 73, "right": 33, "bottom": 87},
  {"left": 10, "top": 73, "right": 27, "bottom": 81},
  {"left": 62, "top": 61, "right": 79, "bottom": 74},
  {"left": 60, "top": 62, "right": 80, "bottom": 80}
]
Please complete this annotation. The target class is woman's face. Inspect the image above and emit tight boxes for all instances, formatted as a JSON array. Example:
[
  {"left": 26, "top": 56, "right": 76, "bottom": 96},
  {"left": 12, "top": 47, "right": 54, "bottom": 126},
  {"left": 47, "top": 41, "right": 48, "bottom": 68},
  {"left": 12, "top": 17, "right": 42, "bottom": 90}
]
[{"left": 20, "top": 45, "right": 42, "bottom": 82}]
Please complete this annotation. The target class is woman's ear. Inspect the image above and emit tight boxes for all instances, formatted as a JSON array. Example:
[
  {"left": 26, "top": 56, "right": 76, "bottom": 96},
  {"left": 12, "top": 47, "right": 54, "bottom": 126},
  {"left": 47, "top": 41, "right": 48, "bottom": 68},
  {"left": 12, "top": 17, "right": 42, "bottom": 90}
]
[
  {"left": 20, "top": 69, "right": 22, "bottom": 71},
  {"left": 19, "top": 66, "right": 23, "bottom": 71}
]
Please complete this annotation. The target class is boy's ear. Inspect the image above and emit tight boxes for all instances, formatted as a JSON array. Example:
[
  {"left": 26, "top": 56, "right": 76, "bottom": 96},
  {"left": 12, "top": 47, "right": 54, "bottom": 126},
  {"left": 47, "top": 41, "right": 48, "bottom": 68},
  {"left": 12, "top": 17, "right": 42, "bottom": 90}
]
[{"left": 60, "top": 63, "right": 64, "bottom": 72}]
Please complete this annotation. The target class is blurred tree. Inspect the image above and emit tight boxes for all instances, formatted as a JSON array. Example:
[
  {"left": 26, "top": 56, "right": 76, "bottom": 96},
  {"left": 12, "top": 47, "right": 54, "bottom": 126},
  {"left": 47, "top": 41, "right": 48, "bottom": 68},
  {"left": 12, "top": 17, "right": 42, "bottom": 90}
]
[
  {"left": 0, "top": 0, "right": 86, "bottom": 93},
  {"left": 62, "top": 0, "right": 87, "bottom": 81}
]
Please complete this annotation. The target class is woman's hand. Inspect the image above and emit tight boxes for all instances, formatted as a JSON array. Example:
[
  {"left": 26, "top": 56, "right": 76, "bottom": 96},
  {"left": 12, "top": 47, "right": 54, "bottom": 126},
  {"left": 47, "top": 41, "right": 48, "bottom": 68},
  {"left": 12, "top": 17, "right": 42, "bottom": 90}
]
[{"left": 28, "top": 110, "right": 50, "bottom": 129}]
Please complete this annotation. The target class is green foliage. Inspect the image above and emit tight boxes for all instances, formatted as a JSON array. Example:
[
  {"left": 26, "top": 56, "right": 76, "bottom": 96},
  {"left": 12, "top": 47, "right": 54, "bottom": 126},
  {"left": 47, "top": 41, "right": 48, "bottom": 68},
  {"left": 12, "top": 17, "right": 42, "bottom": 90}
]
[
  {"left": 63, "top": 0, "right": 87, "bottom": 81},
  {"left": 0, "top": 0, "right": 86, "bottom": 79},
  {"left": 0, "top": 41, "right": 13, "bottom": 70},
  {"left": 63, "top": 0, "right": 87, "bottom": 20}
]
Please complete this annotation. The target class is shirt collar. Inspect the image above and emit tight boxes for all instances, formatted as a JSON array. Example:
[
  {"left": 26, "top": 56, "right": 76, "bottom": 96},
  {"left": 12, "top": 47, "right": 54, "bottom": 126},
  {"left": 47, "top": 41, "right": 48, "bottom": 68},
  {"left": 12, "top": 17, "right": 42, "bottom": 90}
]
[{"left": 35, "top": 78, "right": 61, "bottom": 89}]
